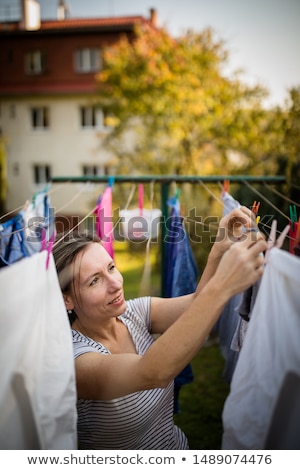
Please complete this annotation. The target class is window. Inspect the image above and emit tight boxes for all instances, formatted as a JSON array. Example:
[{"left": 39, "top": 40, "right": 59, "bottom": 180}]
[
  {"left": 75, "top": 48, "right": 101, "bottom": 73},
  {"left": 82, "top": 165, "right": 109, "bottom": 176},
  {"left": 33, "top": 165, "right": 51, "bottom": 184},
  {"left": 80, "top": 106, "right": 97, "bottom": 128},
  {"left": 25, "top": 50, "right": 46, "bottom": 74},
  {"left": 31, "top": 107, "right": 49, "bottom": 129}
]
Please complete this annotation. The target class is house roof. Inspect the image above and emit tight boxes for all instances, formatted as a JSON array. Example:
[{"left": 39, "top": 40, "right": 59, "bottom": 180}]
[{"left": 0, "top": 15, "right": 154, "bottom": 33}]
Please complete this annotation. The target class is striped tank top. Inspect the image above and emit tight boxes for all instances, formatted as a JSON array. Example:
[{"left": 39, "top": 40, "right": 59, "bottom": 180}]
[{"left": 72, "top": 296, "right": 188, "bottom": 449}]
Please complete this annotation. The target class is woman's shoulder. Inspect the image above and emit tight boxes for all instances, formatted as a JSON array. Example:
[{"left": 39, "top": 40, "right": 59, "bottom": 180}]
[
  {"left": 125, "top": 296, "right": 151, "bottom": 313},
  {"left": 72, "top": 329, "right": 108, "bottom": 357},
  {"left": 122, "top": 297, "right": 151, "bottom": 328}
]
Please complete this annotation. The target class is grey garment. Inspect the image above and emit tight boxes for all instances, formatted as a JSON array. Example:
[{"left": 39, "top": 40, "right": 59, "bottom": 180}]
[
  {"left": 213, "top": 294, "right": 242, "bottom": 383},
  {"left": 238, "top": 278, "right": 262, "bottom": 322}
]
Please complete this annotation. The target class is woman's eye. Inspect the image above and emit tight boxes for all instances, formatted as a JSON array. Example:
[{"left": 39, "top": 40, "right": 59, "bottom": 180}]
[
  {"left": 109, "top": 264, "right": 115, "bottom": 272},
  {"left": 90, "top": 277, "right": 99, "bottom": 286}
]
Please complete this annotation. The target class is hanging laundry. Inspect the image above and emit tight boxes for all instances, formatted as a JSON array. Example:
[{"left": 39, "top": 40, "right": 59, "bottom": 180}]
[
  {"left": 0, "top": 251, "right": 77, "bottom": 449},
  {"left": 21, "top": 189, "right": 55, "bottom": 256},
  {"left": 0, "top": 212, "right": 28, "bottom": 268},
  {"left": 94, "top": 183, "right": 114, "bottom": 259},
  {"left": 222, "top": 247, "right": 300, "bottom": 450},
  {"left": 119, "top": 184, "right": 162, "bottom": 242},
  {"left": 212, "top": 188, "right": 242, "bottom": 383},
  {"left": 164, "top": 193, "right": 198, "bottom": 413}
]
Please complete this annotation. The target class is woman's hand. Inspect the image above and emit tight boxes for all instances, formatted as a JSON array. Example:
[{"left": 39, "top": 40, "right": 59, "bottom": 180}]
[
  {"left": 209, "top": 206, "right": 258, "bottom": 260},
  {"left": 212, "top": 230, "right": 267, "bottom": 299}
]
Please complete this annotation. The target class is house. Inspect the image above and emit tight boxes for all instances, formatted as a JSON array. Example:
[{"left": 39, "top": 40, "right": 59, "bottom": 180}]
[{"left": 0, "top": 0, "right": 158, "bottom": 217}]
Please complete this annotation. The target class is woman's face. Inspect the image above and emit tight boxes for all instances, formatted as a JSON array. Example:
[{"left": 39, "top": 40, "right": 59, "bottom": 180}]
[{"left": 68, "top": 242, "right": 126, "bottom": 321}]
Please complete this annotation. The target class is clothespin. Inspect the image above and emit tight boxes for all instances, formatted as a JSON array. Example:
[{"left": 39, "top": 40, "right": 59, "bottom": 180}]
[
  {"left": 251, "top": 201, "right": 260, "bottom": 225},
  {"left": 265, "top": 219, "right": 290, "bottom": 264},
  {"left": 251, "top": 200, "right": 260, "bottom": 215},
  {"left": 175, "top": 188, "right": 180, "bottom": 200},
  {"left": 108, "top": 176, "right": 114, "bottom": 187},
  {"left": 222, "top": 179, "right": 230, "bottom": 194},
  {"left": 41, "top": 229, "right": 56, "bottom": 270},
  {"left": 138, "top": 184, "right": 144, "bottom": 216},
  {"left": 295, "top": 216, "right": 300, "bottom": 243},
  {"left": 32, "top": 192, "right": 37, "bottom": 209},
  {"left": 289, "top": 204, "right": 297, "bottom": 231}
]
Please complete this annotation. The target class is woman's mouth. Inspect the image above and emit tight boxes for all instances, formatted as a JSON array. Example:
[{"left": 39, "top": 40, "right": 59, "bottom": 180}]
[{"left": 108, "top": 294, "right": 123, "bottom": 305}]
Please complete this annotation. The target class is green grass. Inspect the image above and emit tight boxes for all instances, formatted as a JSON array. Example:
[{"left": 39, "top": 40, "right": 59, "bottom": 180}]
[
  {"left": 174, "top": 339, "right": 230, "bottom": 449},
  {"left": 114, "top": 239, "right": 230, "bottom": 450}
]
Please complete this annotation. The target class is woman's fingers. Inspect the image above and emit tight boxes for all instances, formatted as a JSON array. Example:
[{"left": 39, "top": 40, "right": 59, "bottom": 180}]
[{"left": 215, "top": 236, "right": 267, "bottom": 297}]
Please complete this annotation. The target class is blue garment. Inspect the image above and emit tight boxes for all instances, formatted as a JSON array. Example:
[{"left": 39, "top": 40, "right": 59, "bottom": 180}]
[
  {"left": 0, "top": 213, "right": 28, "bottom": 268},
  {"left": 165, "top": 195, "right": 198, "bottom": 412},
  {"left": 21, "top": 191, "right": 55, "bottom": 256}
]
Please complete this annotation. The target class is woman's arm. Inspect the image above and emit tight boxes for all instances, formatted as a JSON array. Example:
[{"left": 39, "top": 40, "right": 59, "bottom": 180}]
[
  {"left": 150, "top": 206, "right": 258, "bottom": 333},
  {"left": 75, "top": 234, "right": 267, "bottom": 400},
  {"left": 195, "top": 206, "right": 257, "bottom": 293}
]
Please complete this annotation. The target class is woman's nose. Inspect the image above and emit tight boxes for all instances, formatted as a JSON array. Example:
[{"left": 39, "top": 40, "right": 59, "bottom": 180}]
[{"left": 107, "top": 273, "right": 123, "bottom": 291}]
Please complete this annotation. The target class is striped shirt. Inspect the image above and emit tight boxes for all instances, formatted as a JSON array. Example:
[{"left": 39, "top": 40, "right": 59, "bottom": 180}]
[{"left": 72, "top": 296, "right": 188, "bottom": 450}]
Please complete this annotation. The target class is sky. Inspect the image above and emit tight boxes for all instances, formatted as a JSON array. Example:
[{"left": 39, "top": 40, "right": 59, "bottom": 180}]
[{"left": 1, "top": 0, "right": 299, "bottom": 108}]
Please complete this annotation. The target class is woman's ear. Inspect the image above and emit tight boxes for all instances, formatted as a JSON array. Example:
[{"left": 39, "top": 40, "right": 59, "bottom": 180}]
[{"left": 63, "top": 293, "right": 74, "bottom": 311}]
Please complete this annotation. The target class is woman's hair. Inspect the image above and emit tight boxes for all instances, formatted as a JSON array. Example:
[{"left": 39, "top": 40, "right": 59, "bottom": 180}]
[{"left": 52, "top": 230, "right": 101, "bottom": 324}]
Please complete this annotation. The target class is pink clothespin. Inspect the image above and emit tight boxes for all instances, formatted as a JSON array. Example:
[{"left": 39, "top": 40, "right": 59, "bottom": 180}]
[
  {"left": 265, "top": 219, "right": 290, "bottom": 264},
  {"left": 138, "top": 184, "right": 144, "bottom": 217},
  {"left": 41, "top": 229, "right": 56, "bottom": 270}
]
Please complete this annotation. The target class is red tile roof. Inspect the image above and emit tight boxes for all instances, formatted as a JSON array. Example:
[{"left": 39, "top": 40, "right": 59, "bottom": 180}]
[
  {"left": 0, "top": 15, "right": 152, "bottom": 32},
  {"left": 41, "top": 16, "right": 148, "bottom": 29}
]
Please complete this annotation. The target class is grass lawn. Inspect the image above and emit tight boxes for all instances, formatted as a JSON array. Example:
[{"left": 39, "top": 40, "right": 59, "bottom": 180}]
[
  {"left": 114, "top": 239, "right": 230, "bottom": 450},
  {"left": 174, "top": 339, "right": 230, "bottom": 450}
]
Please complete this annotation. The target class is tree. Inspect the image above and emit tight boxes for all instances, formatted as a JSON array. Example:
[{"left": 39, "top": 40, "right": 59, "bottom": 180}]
[{"left": 95, "top": 25, "right": 283, "bottom": 176}]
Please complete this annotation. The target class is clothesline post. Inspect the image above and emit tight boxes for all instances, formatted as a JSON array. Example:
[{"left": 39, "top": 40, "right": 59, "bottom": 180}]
[{"left": 51, "top": 175, "right": 286, "bottom": 296}]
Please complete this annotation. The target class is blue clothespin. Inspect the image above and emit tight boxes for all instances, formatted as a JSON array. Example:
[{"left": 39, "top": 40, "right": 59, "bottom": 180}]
[
  {"left": 175, "top": 188, "right": 180, "bottom": 200},
  {"left": 108, "top": 176, "right": 114, "bottom": 187},
  {"left": 289, "top": 204, "right": 297, "bottom": 231}
]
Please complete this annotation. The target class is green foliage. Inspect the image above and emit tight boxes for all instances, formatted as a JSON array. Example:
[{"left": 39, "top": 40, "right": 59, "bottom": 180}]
[
  {"left": 95, "top": 25, "right": 300, "bottom": 252},
  {"left": 95, "top": 24, "right": 285, "bottom": 177}
]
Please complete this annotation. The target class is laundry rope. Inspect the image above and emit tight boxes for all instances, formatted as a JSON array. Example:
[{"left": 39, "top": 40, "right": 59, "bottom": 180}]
[
  {"left": 263, "top": 182, "right": 300, "bottom": 208},
  {"left": 55, "top": 186, "right": 87, "bottom": 214},
  {"left": 243, "top": 180, "right": 290, "bottom": 221},
  {"left": 197, "top": 179, "right": 224, "bottom": 207},
  {"left": 1, "top": 180, "right": 297, "bottom": 246},
  {"left": 53, "top": 205, "right": 97, "bottom": 248}
]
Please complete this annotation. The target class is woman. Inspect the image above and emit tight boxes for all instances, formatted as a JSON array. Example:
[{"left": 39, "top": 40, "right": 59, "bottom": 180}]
[{"left": 53, "top": 207, "right": 266, "bottom": 450}]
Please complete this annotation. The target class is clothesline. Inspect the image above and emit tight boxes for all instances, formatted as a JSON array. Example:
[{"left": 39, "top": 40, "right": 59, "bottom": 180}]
[{"left": 0, "top": 177, "right": 297, "bottom": 242}]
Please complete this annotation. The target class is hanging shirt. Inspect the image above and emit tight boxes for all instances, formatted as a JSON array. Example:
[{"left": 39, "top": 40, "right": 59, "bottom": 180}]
[
  {"left": 164, "top": 195, "right": 196, "bottom": 411},
  {"left": 222, "top": 247, "right": 300, "bottom": 450},
  {"left": 0, "top": 251, "right": 77, "bottom": 449},
  {"left": 0, "top": 213, "right": 28, "bottom": 267},
  {"left": 21, "top": 191, "right": 55, "bottom": 256}
]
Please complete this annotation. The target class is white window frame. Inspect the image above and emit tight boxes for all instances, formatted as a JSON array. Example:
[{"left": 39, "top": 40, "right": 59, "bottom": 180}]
[
  {"left": 75, "top": 48, "right": 101, "bottom": 73},
  {"left": 82, "top": 165, "right": 109, "bottom": 177},
  {"left": 25, "top": 50, "right": 45, "bottom": 75},
  {"left": 30, "top": 107, "right": 49, "bottom": 129},
  {"left": 33, "top": 164, "right": 51, "bottom": 184},
  {"left": 80, "top": 105, "right": 99, "bottom": 128}
]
